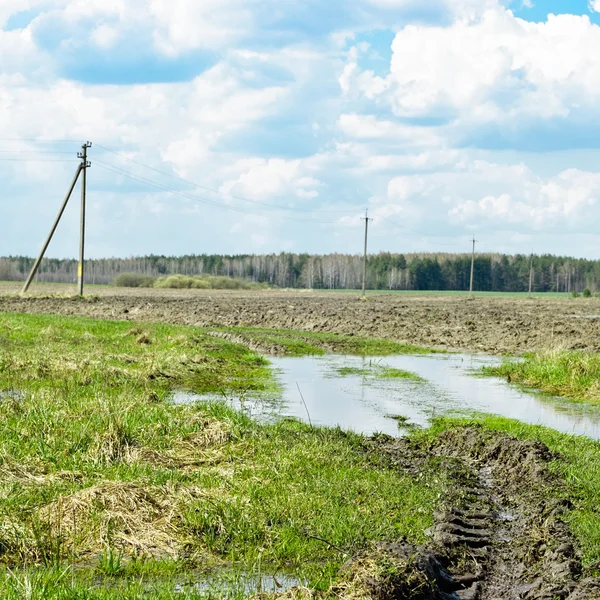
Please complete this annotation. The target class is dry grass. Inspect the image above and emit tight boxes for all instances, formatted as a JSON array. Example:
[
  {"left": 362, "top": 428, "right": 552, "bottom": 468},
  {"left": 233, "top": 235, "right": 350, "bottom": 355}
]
[{"left": 38, "top": 482, "right": 208, "bottom": 559}]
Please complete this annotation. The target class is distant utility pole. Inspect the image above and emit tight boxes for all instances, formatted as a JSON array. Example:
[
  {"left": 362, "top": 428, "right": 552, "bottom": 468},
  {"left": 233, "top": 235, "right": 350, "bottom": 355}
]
[
  {"left": 469, "top": 236, "right": 478, "bottom": 298},
  {"left": 22, "top": 142, "right": 91, "bottom": 295},
  {"left": 362, "top": 210, "right": 372, "bottom": 296},
  {"left": 528, "top": 252, "right": 534, "bottom": 298},
  {"left": 77, "top": 142, "right": 92, "bottom": 296}
]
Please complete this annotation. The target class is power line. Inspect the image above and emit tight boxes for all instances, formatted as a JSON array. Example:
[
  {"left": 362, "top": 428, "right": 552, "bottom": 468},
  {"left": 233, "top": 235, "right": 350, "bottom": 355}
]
[
  {"left": 0, "top": 158, "right": 74, "bottom": 162},
  {"left": 94, "top": 143, "right": 356, "bottom": 214},
  {"left": 0, "top": 150, "right": 75, "bottom": 155},
  {"left": 94, "top": 160, "right": 341, "bottom": 224}
]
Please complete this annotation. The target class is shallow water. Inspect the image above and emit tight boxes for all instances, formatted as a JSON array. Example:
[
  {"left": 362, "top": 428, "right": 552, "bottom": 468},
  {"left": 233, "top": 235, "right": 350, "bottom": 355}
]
[
  {"left": 175, "top": 353, "right": 600, "bottom": 440},
  {"left": 175, "top": 571, "right": 303, "bottom": 596}
]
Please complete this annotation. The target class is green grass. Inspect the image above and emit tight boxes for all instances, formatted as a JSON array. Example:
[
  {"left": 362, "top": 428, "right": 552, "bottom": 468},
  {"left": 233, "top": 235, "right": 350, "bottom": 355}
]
[
  {"left": 0, "top": 313, "right": 441, "bottom": 598},
  {"left": 217, "top": 326, "right": 440, "bottom": 357},
  {"left": 334, "top": 365, "right": 424, "bottom": 382},
  {"left": 420, "top": 415, "right": 600, "bottom": 568},
  {"left": 380, "top": 367, "right": 424, "bottom": 381},
  {"left": 482, "top": 349, "right": 600, "bottom": 404}
]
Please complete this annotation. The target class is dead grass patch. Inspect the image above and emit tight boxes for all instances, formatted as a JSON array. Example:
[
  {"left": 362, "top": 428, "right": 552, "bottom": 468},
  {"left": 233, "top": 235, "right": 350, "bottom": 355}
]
[
  {"left": 124, "top": 418, "right": 232, "bottom": 469},
  {"left": 38, "top": 482, "right": 207, "bottom": 559}
]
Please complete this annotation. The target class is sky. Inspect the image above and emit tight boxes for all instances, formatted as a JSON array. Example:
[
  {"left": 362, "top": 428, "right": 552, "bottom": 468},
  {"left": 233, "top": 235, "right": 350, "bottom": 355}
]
[{"left": 2, "top": 0, "right": 600, "bottom": 259}]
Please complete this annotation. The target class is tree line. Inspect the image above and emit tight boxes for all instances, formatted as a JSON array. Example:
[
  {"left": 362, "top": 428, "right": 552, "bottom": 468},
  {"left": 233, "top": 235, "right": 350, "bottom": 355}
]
[{"left": 1, "top": 252, "right": 599, "bottom": 292}]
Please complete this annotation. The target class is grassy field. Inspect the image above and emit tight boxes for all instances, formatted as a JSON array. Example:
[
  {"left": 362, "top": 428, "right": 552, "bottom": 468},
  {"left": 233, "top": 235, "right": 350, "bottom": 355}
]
[
  {"left": 0, "top": 313, "right": 444, "bottom": 599},
  {"left": 2, "top": 312, "right": 600, "bottom": 597}
]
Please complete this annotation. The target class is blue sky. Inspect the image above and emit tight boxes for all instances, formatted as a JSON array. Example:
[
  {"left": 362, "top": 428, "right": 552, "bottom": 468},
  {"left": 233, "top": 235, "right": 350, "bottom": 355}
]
[{"left": 2, "top": 0, "right": 600, "bottom": 259}]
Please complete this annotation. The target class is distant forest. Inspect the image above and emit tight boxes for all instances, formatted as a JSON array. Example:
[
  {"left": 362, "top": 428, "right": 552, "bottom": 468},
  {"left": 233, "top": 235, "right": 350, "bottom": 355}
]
[{"left": 1, "top": 252, "right": 599, "bottom": 292}]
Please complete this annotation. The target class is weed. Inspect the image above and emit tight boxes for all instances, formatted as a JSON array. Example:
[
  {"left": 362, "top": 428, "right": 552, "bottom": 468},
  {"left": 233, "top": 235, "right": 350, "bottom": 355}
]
[{"left": 97, "top": 548, "right": 125, "bottom": 577}]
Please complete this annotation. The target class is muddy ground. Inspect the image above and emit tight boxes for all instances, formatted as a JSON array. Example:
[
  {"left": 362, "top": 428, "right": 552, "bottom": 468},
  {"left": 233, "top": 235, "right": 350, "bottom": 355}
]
[
  {"left": 367, "top": 426, "right": 600, "bottom": 599},
  {"left": 1, "top": 286, "right": 600, "bottom": 354},
  {"left": 327, "top": 427, "right": 600, "bottom": 599}
]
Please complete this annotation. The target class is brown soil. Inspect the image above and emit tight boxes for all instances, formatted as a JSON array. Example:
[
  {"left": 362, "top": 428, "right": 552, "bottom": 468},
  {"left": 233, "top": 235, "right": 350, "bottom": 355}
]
[{"left": 1, "top": 288, "right": 600, "bottom": 354}]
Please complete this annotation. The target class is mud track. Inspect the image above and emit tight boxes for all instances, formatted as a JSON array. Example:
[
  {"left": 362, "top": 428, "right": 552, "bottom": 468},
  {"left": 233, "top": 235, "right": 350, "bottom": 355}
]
[
  {"left": 1, "top": 290, "right": 600, "bottom": 354},
  {"left": 359, "top": 426, "right": 600, "bottom": 599}
]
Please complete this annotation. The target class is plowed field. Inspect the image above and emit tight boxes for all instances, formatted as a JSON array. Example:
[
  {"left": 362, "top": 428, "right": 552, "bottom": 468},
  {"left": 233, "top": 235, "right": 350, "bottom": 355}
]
[{"left": 1, "top": 287, "right": 599, "bottom": 354}]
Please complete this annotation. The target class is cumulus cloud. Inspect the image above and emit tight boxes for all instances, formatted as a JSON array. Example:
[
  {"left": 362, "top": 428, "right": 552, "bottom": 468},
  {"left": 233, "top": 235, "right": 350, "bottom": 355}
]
[
  {"left": 341, "top": 6, "right": 600, "bottom": 132},
  {"left": 364, "top": 159, "right": 600, "bottom": 236},
  {"left": 3, "top": 0, "right": 600, "bottom": 258},
  {"left": 219, "top": 158, "right": 323, "bottom": 203},
  {"left": 590, "top": 0, "right": 600, "bottom": 13},
  {"left": 450, "top": 167, "right": 600, "bottom": 229}
]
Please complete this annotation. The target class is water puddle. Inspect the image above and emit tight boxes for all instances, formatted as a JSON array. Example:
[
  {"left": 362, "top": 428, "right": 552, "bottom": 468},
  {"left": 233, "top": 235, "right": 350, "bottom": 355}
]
[
  {"left": 174, "top": 570, "right": 304, "bottom": 596},
  {"left": 174, "top": 353, "right": 600, "bottom": 440}
]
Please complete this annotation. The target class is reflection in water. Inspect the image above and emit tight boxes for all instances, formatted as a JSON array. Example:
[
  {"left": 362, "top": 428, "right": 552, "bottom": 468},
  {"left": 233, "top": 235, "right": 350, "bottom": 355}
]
[{"left": 174, "top": 354, "right": 600, "bottom": 440}]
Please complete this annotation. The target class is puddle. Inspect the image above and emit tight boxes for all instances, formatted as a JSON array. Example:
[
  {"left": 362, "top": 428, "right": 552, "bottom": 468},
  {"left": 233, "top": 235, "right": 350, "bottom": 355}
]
[
  {"left": 174, "top": 570, "right": 304, "bottom": 596},
  {"left": 174, "top": 353, "right": 600, "bottom": 440}
]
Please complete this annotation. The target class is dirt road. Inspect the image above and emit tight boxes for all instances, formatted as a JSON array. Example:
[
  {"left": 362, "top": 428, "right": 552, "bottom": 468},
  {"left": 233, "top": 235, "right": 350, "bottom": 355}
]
[{"left": 1, "top": 288, "right": 599, "bottom": 354}]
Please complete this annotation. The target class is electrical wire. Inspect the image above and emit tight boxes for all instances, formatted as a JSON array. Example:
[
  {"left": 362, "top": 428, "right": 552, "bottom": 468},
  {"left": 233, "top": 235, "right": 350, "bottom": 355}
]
[
  {"left": 0, "top": 150, "right": 76, "bottom": 155},
  {"left": 95, "top": 143, "right": 357, "bottom": 214},
  {"left": 94, "top": 160, "right": 342, "bottom": 224}
]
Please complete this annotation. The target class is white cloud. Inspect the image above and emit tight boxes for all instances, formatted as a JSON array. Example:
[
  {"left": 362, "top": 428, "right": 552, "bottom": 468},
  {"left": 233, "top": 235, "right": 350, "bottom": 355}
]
[
  {"left": 364, "top": 159, "right": 600, "bottom": 235},
  {"left": 590, "top": 0, "right": 600, "bottom": 13},
  {"left": 90, "top": 23, "right": 119, "bottom": 49},
  {"left": 342, "top": 7, "right": 600, "bottom": 127},
  {"left": 220, "top": 158, "right": 323, "bottom": 202},
  {"left": 149, "top": 0, "right": 255, "bottom": 55},
  {"left": 450, "top": 167, "right": 600, "bottom": 228}
]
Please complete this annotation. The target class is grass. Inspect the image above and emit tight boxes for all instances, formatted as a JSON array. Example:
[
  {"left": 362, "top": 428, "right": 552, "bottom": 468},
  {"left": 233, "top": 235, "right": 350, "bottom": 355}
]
[
  {"left": 419, "top": 415, "right": 600, "bottom": 568},
  {"left": 215, "top": 327, "right": 440, "bottom": 357},
  {"left": 0, "top": 313, "right": 442, "bottom": 598},
  {"left": 482, "top": 349, "right": 600, "bottom": 404},
  {"left": 380, "top": 367, "right": 424, "bottom": 381},
  {"left": 334, "top": 365, "right": 424, "bottom": 382}
]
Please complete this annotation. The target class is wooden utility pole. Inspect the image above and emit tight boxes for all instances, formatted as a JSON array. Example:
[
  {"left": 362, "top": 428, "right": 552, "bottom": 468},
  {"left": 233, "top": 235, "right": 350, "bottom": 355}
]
[
  {"left": 362, "top": 210, "right": 372, "bottom": 296},
  {"left": 77, "top": 142, "right": 92, "bottom": 296},
  {"left": 469, "top": 237, "right": 478, "bottom": 298},
  {"left": 22, "top": 162, "right": 83, "bottom": 294},
  {"left": 528, "top": 252, "right": 534, "bottom": 298}
]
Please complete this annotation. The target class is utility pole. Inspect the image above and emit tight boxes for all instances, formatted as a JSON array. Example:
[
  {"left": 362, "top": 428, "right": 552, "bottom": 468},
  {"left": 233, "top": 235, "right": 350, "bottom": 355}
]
[
  {"left": 22, "top": 162, "right": 83, "bottom": 294},
  {"left": 362, "top": 210, "right": 372, "bottom": 296},
  {"left": 77, "top": 142, "right": 92, "bottom": 296},
  {"left": 528, "top": 252, "right": 534, "bottom": 298},
  {"left": 469, "top": 237, "right": 478, "bottom": 298}
]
